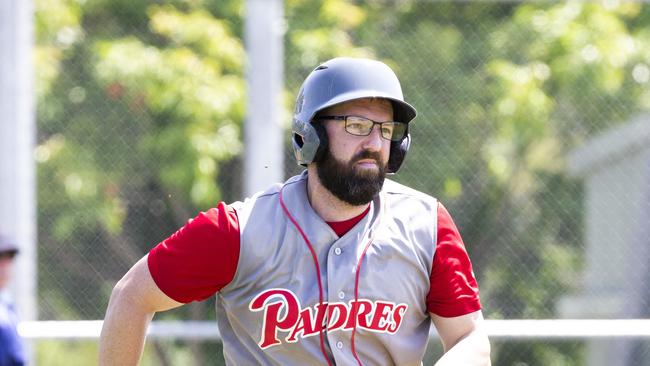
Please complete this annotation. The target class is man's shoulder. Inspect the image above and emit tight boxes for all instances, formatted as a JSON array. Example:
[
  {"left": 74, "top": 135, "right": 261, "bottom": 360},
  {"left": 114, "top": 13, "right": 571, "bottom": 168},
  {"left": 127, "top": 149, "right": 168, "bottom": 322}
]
[
  {"left": 382, "top": 178, "right": 437, "bottom": 202},
  {"left": 229, "top": 173, "right": 306, "bottom": 215}
]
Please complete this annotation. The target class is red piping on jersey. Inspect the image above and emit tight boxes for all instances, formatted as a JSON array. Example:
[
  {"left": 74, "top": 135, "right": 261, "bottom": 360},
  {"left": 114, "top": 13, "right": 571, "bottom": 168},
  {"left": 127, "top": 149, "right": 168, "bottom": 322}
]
[
  {"left": 279, "top": 188, "right": 333, "bottom": 366},
  {"left": 279, "top": 185, "right": 381, "bottom": 366},
  {"left": 350, "top": 225, "right": 380, "bottom": 366}
]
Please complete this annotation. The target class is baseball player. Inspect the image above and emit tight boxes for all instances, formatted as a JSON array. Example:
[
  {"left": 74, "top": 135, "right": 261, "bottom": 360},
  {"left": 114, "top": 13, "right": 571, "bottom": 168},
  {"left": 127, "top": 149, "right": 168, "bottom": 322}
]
[
  {"left": 99, "top": 57, "right": 490, "bottom": 365},
  {"left": 0, "top": 235, "right": 26, "bottom": 366}
]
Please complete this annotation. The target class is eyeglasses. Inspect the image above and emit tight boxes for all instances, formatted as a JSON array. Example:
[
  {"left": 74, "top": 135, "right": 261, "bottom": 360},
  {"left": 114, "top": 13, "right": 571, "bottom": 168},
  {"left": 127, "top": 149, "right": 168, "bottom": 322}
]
[
  {"left": 0, "top": 250, "right": 17, "bottom": 260},
  {"left": 313, "top": 115, "right": 407, "bottom": 141}
]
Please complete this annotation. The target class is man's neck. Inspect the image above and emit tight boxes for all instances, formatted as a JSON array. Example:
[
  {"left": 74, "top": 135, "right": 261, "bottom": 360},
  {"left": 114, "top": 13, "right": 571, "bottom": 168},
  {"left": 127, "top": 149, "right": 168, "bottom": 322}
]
[{"left": 306, "top": 167, "right": 371, "bottom": 222}]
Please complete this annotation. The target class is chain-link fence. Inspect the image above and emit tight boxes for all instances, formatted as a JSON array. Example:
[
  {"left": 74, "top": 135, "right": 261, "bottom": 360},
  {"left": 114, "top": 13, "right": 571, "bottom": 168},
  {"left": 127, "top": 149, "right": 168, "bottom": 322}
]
[{"left": 31, "top": 0, "right": 650, "bottom": 365}]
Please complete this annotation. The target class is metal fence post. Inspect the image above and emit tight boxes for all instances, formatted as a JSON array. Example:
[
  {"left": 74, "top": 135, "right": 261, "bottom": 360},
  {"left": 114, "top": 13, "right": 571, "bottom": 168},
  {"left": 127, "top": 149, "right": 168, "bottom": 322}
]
[
  {"left": 0, "top": 0, "right": 37, "bottom": 361},
  {"left": 244, "top": 0, "right": 285, "bottom": 196}
]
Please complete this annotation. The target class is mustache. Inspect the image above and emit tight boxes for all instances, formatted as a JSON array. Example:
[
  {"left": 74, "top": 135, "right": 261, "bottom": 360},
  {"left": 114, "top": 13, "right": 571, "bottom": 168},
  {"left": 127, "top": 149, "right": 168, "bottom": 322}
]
[{"left": 352, "top": 150, "right": 384, "bottom": 165}]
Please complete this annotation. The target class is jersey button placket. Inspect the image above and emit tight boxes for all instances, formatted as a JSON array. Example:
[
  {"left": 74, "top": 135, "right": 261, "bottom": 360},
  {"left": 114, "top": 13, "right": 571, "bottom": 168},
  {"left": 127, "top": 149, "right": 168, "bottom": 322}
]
[{"left": 326, "top": 234, "right": 355, "bottom": 362}]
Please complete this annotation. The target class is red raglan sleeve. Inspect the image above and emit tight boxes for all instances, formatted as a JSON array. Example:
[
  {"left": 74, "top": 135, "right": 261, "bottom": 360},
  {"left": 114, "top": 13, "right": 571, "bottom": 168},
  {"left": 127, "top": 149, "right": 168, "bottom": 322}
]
[
  {"left": 426, "top": 202, "right": 482, "bottom": 317},
  {"left": 147, "top": 202, "right": 240, "bottom": 303}
]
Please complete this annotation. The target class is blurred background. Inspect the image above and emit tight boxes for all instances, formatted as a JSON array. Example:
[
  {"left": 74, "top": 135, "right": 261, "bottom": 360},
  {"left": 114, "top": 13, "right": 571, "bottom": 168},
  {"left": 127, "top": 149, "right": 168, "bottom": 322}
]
[{"left": 1, "top": 0, "right": 650, "bottom": 365}]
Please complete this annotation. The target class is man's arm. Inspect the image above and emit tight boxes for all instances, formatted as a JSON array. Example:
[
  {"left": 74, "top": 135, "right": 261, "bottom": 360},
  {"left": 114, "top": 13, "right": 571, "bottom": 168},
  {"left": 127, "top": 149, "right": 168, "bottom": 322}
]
[
  {"left": 99, "top": 255, "right": 183, "bottom": 366},
  {"left": 431, "top": 310, "right": 491, "bottom": 366}
]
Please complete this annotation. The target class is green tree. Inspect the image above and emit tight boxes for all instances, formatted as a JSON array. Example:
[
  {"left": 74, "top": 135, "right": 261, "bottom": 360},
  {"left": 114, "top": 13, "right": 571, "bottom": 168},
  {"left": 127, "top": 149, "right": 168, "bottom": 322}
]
[
  {"left": 326, "top": 2, "right": 649, "bottom": 364},
  {"left": 35, "top": 0, "right": 245, "bottom": 364},
  {"left": 285, "top": 1, "right": 650, "bottom": 364}
]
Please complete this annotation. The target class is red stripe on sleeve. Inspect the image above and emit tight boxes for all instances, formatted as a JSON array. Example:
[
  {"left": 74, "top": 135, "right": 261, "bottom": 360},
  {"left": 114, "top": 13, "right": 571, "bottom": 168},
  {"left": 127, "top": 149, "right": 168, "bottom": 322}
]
[
  {"left": 148, "top": 202, "right": 240, "bottom": 303},
  {"left": 426, "top": 203, "right": 481, "bottom": 317}
]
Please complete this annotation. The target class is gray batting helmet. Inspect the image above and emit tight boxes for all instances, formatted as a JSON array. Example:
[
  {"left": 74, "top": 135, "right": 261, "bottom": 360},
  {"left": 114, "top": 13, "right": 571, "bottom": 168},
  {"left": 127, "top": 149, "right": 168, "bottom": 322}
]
[{"left": 291, "top": 57, "right": 417, "bottom": 174}]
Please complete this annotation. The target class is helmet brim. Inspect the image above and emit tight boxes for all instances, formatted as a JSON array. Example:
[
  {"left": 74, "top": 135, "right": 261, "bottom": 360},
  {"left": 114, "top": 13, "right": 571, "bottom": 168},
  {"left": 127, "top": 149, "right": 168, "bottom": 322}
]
[{"left": 309, "top": 90, "right": 417, "bottom": 124}]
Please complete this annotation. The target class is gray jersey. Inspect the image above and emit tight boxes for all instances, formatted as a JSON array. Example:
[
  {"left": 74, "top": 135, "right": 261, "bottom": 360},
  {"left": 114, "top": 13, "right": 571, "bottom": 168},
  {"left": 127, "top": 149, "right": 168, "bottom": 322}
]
[{"left": 217, "top": 171, "right": 438, "bottom": 365}]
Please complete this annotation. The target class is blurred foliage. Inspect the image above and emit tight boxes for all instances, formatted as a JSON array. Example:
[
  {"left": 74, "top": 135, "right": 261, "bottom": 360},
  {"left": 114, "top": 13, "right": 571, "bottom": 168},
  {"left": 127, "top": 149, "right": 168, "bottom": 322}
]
[
  {"left": 33, "top": 0, "right": 650, "bottom": 365},
  {"left": 35, "top": 0, "right": 245, "bottom": 322},
  {"left": 36, "top": 341, "right": 98, "bottom": 366},
  {"left": 35, "top": 340, "right": 225, "bottom": 366}
]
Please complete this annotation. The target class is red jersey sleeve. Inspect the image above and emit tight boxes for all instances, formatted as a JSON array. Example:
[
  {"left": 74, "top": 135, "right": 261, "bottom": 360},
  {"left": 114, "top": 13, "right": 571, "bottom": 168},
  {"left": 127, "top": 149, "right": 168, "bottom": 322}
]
[
  {"left": 147, "top": 202, "right": 240, "bottom": 303},
  {"left": 426, "top": 202, "right": 481, "bottom": 317}
]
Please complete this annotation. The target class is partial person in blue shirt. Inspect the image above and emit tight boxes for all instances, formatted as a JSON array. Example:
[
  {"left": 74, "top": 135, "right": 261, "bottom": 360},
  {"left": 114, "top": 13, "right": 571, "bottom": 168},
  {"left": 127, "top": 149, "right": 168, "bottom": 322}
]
[{"left": 0, "top": 235, "right": 25, "bottom": 366}]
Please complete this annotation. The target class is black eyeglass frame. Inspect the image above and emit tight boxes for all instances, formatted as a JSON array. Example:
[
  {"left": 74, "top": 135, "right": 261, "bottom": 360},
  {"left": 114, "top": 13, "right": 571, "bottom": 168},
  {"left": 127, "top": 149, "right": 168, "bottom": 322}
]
[{"left": 312, "top": 115, "right": 408, "bottom": 141}]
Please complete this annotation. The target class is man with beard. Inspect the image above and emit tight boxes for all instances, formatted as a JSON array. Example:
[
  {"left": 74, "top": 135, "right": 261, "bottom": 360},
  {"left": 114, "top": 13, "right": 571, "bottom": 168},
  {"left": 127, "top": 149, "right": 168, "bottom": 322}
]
[{"left": 100, "top": 57, "right": 490, "bottom": 366}]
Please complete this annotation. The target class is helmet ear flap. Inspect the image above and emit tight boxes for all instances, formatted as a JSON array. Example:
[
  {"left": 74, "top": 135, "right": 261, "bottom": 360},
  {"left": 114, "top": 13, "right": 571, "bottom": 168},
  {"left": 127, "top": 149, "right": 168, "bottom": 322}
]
[
  {"left": 292, "top": 121, "right": 329, "bottom": 166},
  {"left": 387, "top": 133, "right": 411, "bottom": 174},
  {"left": 311, "top": 122, "right": 329, "bottom": 163}
]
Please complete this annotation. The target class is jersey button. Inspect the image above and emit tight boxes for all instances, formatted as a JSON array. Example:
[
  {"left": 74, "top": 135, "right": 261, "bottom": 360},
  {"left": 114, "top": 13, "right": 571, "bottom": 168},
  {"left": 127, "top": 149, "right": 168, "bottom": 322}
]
[
  {"left": 338, "top": 291, "right": 345, "bottom": 299},
  {"left": 334, "top": 247, "right": 342, "bottom": 255},
  {"left": 336, "top": 341, "right": 343, "bottom": 349}
]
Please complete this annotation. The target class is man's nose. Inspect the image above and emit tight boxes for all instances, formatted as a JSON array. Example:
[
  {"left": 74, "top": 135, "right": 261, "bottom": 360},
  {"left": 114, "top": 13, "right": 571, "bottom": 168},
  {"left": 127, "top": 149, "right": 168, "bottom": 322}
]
[{"left": 362, "top": 124, "right": 384, "bottom": 151}]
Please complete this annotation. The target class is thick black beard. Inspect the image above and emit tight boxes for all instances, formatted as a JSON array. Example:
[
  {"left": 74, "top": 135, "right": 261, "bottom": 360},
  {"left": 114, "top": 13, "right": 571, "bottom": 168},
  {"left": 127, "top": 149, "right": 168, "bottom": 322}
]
[{"left": 316, "top": 148, "right": 387, "bottom": 206}]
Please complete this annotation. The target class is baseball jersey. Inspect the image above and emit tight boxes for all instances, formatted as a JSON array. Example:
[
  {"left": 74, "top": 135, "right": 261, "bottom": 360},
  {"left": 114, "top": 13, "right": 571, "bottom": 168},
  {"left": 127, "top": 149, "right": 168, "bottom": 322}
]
[{"left": 149, "top": 171, "right": 481, "bottom": 365}]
